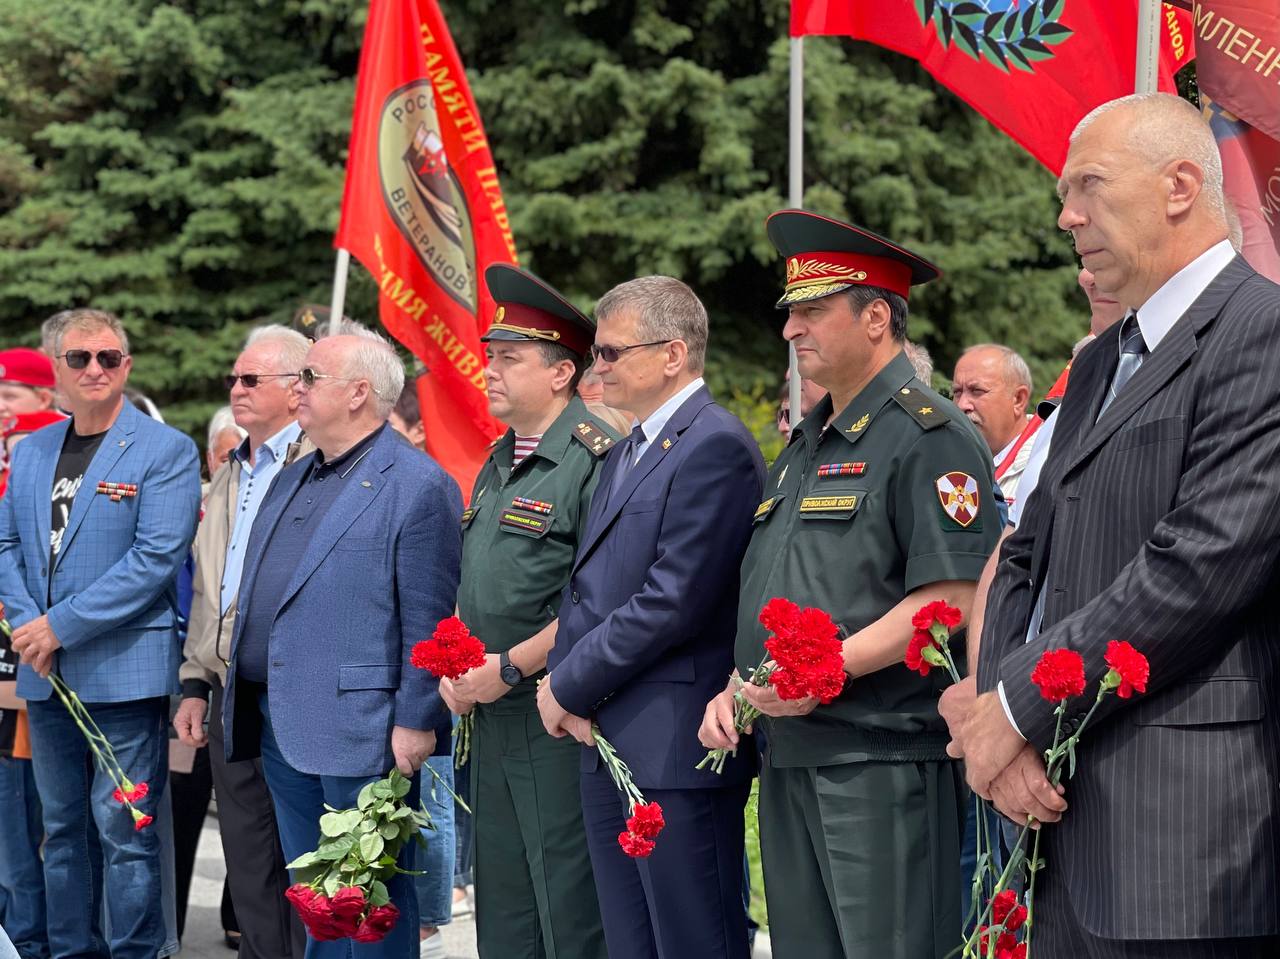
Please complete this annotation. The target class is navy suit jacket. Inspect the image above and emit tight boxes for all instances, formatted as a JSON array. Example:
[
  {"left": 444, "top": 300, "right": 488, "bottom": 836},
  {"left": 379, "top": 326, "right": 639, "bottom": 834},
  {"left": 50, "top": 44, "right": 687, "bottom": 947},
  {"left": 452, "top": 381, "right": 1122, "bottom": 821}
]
[
  {"left": 224, "top": 426, "right": 461, "bottom": 778},
  {"left": 549, "top": 385, "right": 764, "bottom": 790}
]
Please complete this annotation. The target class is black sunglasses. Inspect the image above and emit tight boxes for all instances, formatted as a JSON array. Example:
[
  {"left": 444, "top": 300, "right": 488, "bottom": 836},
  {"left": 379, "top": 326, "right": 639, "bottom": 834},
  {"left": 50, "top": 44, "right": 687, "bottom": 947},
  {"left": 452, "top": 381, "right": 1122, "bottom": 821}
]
[
  {"left": 224, "top": 372, "right": 298, "bottom": 390},
  {"left": 58, "top": 349, "right": 125, "bottom": 370},
  {"left": 588, "top": 340, "right": 671, "bottom": 364}
]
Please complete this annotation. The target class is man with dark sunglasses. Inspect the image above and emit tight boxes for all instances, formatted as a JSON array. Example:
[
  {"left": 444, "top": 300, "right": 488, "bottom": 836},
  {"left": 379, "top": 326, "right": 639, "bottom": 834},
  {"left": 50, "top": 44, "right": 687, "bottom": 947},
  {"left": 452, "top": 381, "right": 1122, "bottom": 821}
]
[
  {"left": 0, "top": 308, "right": 201, "bottom": 959},
  {"left": 173, "top": 324, "right": 312, "bottom": 959}
]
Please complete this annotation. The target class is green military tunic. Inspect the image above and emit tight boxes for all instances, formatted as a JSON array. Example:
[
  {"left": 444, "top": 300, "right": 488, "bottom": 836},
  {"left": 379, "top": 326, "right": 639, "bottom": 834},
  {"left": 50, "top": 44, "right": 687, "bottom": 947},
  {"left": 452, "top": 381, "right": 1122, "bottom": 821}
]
[
  {"left": 457, "top": 395, "right": 617, "bottom": 959},
  {"left": 735, "top": 350, "right": 999, "bottom": 959}
]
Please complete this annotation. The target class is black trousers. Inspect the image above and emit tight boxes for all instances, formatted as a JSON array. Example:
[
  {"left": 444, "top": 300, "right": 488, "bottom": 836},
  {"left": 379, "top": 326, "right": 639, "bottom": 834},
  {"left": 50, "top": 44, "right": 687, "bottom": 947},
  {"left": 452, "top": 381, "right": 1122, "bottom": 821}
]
[{"left": 208, "top": 680, "right": 304, "bottom": 959}]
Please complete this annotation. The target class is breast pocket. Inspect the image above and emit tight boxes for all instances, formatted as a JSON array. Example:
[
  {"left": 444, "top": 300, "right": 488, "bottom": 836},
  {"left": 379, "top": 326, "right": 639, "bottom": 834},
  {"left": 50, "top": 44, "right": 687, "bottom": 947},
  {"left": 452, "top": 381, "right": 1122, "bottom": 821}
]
[{"left": 1114, "top": 415, "right": 1185, "bottom": 451}]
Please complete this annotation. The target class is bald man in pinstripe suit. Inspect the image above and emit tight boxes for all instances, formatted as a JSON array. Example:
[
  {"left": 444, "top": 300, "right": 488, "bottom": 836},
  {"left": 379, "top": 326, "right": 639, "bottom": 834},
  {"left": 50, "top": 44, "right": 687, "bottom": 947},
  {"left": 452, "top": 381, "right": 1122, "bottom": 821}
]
[{"left": 954, "top": 94, "right": 1280, "bottom": 957}]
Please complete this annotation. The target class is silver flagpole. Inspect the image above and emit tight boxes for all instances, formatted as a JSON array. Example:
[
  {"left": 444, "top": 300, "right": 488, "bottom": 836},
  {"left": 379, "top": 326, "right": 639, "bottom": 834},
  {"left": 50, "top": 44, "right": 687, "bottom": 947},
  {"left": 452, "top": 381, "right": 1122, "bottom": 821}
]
[
  {"left": 787, "top": 35, "right": 804, "bottom": 431},
  {"left": 1134, "top": 0, "right": 1161, "bottom": 95},
  {"left": 327, "top": 248, "right": 352, "bottom": 337}
]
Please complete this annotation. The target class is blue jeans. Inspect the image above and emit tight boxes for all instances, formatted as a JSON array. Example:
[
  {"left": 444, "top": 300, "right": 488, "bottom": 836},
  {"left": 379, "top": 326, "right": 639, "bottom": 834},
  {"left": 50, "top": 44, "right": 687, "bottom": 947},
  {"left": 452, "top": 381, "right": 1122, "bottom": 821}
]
[
  {"left": 0, "top": 756, "right": 48, "bottom": 959},
  {"left": 257, "top": 694, "right": 420, "bottom": 958},
  {"left": 415, "top": 756, "right": 455, "bottom": 928},
  {"left": 451, "top": 743, "right": 472, "bottom": 888},
  {"left": 26, "top": 696, "right": 169, "bottom": 959}
]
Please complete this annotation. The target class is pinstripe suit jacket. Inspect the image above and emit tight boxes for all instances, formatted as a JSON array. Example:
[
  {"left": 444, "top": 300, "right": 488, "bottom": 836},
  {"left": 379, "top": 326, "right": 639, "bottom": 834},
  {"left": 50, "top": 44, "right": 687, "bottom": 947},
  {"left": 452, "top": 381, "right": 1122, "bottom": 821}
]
[
  {"left": 979, "top": 256, "right": 1280, "bottom": 940},
  {"left": 0, "top": 399, "right": 201, "bottom": 703}
]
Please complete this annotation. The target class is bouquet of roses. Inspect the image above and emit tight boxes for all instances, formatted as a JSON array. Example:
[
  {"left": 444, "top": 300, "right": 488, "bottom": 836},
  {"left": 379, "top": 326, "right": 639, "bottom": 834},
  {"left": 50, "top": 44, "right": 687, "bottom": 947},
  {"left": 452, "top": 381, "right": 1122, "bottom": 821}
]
[
  {"left": 591, "top": 724, "right": 667, "bottom": 858},
  {"left": 284, "top": 768, "right": 428, "bottom": 942},
  {"left": 1, "top": 602, "right": 152, "bottom": 831},
  {"left": 696, "top": 597, "right": 847, "bottom": 774},
  {"left": 411, "top": 616, "right": 487, "bottom": 767}
]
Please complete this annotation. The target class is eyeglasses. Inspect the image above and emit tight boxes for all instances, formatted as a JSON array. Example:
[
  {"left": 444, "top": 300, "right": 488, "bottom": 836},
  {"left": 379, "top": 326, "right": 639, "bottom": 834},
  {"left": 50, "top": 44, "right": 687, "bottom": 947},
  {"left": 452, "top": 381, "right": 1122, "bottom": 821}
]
[
  {"left": 223, "top": 372, "right": 297, "bottom": 390},
  {"left": 57, "top": 349, "right": 125, "bottom": 370},
  {"left": 298, "top": 367, "right": 385, "bottom": 397},
  {"left": 588, "top": 340, "right": 671, "bottom": 364}
]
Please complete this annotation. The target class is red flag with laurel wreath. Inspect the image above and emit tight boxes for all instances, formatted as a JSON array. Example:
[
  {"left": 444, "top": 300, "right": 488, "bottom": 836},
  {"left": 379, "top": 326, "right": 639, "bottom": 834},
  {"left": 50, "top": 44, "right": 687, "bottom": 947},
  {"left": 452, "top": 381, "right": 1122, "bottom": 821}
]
[
  {"left": 791, "top": 0, "right": 1194, "bottom": 173},
  {"left": 336, "top": 0, "right": 515, "bottom": 496}
]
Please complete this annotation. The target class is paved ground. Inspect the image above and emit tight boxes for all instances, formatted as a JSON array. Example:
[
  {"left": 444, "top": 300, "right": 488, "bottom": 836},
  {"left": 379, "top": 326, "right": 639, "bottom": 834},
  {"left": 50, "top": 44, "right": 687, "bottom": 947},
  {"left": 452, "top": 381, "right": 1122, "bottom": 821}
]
[{"left": 182, "top": 814, "right": 772, "bottom": 958}]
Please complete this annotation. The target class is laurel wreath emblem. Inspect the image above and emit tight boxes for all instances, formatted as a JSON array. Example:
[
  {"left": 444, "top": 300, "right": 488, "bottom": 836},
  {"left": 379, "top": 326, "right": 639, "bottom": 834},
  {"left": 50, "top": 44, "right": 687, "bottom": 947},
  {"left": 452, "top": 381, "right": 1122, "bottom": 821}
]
[
  {"left": 787, "top": 257, "right": 869, "bottom": 284},
  {"left": 914, "top": 0, "right": 1074, "bottom": 73}
]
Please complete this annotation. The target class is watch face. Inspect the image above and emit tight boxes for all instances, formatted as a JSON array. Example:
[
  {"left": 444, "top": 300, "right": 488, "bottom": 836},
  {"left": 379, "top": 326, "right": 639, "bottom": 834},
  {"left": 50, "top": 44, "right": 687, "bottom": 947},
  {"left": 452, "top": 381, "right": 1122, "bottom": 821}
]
[{"left": 501, "top": 664, "right": 522, "bottom": 685}]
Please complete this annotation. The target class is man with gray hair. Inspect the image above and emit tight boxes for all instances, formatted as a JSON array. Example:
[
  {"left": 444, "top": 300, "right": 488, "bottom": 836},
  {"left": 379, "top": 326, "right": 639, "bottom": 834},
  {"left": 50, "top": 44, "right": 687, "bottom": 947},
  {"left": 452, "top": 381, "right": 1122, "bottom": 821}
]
[
  {"left": 950, "top": 344, "right": 1034, "bottom": 505},
  {"left": 223, "top": 325, "right": 462, "bottom": 958},
  {"left": 539, "top": 275, "right": 765, "bottom": 959},
  {"left": 173, "top": 325, "right": 312, "bottom": 959},
  {"left": 954, "top": 92, "right": 1280, "bottom": 955}
]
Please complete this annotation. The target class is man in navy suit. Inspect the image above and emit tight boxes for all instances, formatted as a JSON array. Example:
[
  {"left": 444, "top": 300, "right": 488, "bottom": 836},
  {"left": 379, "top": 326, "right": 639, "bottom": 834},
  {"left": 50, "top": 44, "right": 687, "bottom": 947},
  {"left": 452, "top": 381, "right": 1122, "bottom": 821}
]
[
  {"left": 538, "top": 276, "right": 765, "bottom": 959},
  {"left": 224, "top": 326, "right": 461, "bottom": 958}
]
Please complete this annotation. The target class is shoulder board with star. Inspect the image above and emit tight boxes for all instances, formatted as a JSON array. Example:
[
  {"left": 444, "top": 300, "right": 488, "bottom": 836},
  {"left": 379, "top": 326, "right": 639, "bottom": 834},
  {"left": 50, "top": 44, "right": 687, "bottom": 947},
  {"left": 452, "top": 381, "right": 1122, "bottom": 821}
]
[
  {"left": 892, "top": 385, "right": 950, "bottom": 430},
  {"left": 572, "top": 421, "right": 617, "bottom": 457}
]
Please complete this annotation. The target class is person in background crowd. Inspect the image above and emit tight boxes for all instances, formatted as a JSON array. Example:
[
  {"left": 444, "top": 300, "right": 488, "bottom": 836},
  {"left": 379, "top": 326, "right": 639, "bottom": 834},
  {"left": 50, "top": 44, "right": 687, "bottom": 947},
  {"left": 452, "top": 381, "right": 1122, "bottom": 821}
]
[
  {"left": 704, "top": 211, "right": 998, "bottom": 959},
  {"left": 222, "top": 326, "right": 460, "bottom": 959},
  {"left": 950, "top": 345, "right": 1034, "bottom": 506},
  {"left": 442, "top": 264, "right": 616, "bottom": 959},
  {"left": 386, "top": 379, "right": 458, "bottom": 959},
  {"left": 205, "top": 406, "right": 246, "bottom": 481},
  {"left": 0, "top": 348, "right": 58, "bottom": 496},
  {"left": 173, "top": 325, "right": 311, "bottom": 959},
  {"left": 541, "top": 275, "right": 764, "bottom": 959},
  {"left": 0, "top": 308, "right": 201, "bottom": 959},
  {"left": 904, "top": 340, "right": 934, "bottom": 382},
  {"left": 577, "top": 366, "right": 632, "bottom": 435},
  {"left": 776, "top": 363, "right": 827, "bottom": 439}
]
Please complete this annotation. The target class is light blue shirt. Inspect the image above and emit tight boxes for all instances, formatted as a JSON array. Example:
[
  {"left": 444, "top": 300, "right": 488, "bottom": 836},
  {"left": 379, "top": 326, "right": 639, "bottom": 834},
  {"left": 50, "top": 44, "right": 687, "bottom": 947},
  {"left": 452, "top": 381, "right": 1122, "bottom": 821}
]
[
  {"left": 219, "top": 420, "right": 302, "bottom": 615},
  {"left": 626, "top": 377, "right": 705, "bottom": 465}
]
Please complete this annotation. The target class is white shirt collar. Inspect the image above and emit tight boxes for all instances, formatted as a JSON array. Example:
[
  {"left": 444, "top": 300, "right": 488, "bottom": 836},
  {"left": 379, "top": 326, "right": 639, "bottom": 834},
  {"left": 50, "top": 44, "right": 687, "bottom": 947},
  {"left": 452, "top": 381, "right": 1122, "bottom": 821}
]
[
  {"left": 235, "top": 419, "right": 302, "bottom": 469},
  {"left": 1134, "top": 240, "right": 1235, "bottom": 353},
  {"left": 632, "top": 377, "right": 705, "bottom": 446},
  {"left": 993, "top": 434, "right": 1018, "bottom": 466}
]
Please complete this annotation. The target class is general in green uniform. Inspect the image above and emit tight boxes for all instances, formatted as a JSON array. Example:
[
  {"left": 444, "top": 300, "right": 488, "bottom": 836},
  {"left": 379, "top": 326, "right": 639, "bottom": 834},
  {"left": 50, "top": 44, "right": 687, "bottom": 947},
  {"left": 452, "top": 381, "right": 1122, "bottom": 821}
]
[
  {"left": 733, "top": 212, "right": 999, "bottom": 959},
  {"left": 452, "top": 264, "right": 616, "bottom": 959}
]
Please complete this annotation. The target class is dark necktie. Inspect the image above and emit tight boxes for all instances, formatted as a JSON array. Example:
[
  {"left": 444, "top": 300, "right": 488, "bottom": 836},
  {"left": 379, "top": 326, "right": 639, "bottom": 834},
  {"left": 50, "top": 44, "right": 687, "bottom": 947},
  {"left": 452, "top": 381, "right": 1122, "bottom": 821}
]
[
  {"left": 609, "top": 425, "right": 647, "bottom": 500},
  {"left": 1097, "top": 313, "right": 1148, "bottom": 419}
]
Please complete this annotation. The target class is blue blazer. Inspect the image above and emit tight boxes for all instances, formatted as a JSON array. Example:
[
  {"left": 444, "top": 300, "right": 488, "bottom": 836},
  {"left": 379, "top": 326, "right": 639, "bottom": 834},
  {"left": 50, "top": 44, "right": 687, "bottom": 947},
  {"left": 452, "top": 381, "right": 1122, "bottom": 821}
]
[
  {"left": 0, "top": 400, "right": 201, "bottom": 703},
  {"left": 223, "top": 426, "right": 462, "bottom": 778},
  {"left": 549, "top": 386, "right": 764, "bottom": 789}
]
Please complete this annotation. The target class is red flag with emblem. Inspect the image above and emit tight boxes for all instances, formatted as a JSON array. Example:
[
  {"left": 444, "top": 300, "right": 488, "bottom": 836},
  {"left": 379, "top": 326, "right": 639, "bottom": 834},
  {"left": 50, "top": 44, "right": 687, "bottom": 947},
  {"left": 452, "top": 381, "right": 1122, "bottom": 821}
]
[
  {"left": 792, "top": 1, "right": 1194, "bottom": 173},
  {"left": 1191, "top": 1, "right": 1280, "bottom": 281},
  {"left": 336, "top": 0, "right": 515, "bottom": 495}
]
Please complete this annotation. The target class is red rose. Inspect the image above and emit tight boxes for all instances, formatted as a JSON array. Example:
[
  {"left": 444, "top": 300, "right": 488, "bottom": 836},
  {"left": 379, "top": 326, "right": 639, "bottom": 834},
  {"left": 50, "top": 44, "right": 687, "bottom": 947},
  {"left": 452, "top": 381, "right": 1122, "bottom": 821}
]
[
  {"left": 617, "top": 831, "right": 656, "bottom": 858},
  {"left": 330, "top": 886, "right": 366, "bottom": 934},
  {"left": 759, "top": 597, "right": 801, "bottom": 637},
  {"left": 911, "top": 600, "right": 963, "bottom": 632},
  {"left": 626, "top": 802, "right": 665, "bottom": 840},
  {"left": 1103, "top": 640, "right": 1149, "bottom": 698},
  {"left": 352, "top": 903, "right": 400, "bottom": 943},
  {"left": 1030, "top": 648, "right": 1086, "bottom": 702},
  {"left": 904, "top": 630, "right": 935, "bottom": 676}
]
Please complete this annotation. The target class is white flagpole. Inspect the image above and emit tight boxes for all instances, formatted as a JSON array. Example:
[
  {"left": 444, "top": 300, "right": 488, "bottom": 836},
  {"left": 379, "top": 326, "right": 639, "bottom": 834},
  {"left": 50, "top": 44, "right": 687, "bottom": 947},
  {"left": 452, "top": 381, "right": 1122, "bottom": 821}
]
[
  {"left": 787, "top": 36, "right": 804, "bottom": 431},
  {"left": 327, "top": 248, "right": 352, "bottom": 337},
  {"left": 1134, "top": 0, "right": 1161, "bottom": 94}
]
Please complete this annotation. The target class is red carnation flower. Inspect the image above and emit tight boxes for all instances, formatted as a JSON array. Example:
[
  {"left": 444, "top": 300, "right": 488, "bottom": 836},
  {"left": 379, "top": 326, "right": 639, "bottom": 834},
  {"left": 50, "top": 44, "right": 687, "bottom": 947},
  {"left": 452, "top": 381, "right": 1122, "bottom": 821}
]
[
  {"left": 1104, "top": 640, "right": 1149, "bottom": 698},
  {"left": 411, "top": 616, "right": 487, "bottom": 679},
  {"left": 626, "top": 802, "right": 665, "bottom": 840},
  {"left": 990, "top": 889, "right": 1028, "bottom": 932},
  {"left": 911, "top": 600, "right": 963, "bottom": 632},
  {"left": 618, "top": 831, "right": 656, "bottom": 858},
  {"left": 352, "top": 903, "right": 400, "bottom": 943},
  {"left": 978, "top": 928, "right": 1019, "bottom": 957},
  {"left": 1030, "top": 648, "right": 1086, "bottom": 702},
  {"left": 759, "top": 597, "right": 801, "bottom": 637},
  {"left": 112, "top": 781, "right": 149, "bottom": 804},
  {"left": 133, "top": 814, "right": 153, "bottom": 831},
  {"left": 764, "top": 604, "right": 846, "bottom": 703},
  {"left": 904, "top": 629, "right": 936, "bottom": 676}
]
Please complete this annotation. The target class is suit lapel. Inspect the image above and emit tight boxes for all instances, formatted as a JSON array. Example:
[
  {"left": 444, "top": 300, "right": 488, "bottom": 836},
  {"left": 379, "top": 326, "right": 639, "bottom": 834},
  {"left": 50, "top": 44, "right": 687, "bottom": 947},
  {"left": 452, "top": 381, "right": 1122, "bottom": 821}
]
[
  {"left": 573, "top": 386, "right": 713, "bottom": 572},
  {"left": 274, "top": 432, "right": 393, "bottom": 610},
  {"left": 33, "top": 419, "right": 70, "bottom": 580},
  {"left": 55, "top": 403, "right": 138, "bottom": 570}
]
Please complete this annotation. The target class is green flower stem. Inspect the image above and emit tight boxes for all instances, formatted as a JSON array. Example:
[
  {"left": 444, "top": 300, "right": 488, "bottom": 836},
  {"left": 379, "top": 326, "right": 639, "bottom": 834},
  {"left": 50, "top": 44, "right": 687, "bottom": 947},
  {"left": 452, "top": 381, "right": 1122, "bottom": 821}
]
[
  {"left": 45, "top": 674, "right": 141, "bottom": 818},
  {"left": 424, "top": 759, "right": 470, "bottom": 815},
  {"left": 592, "top": 724, "right": 645, "bottom": 812},
  {"left": 696, "top": 657, "right": 772, "bottom": 774},
  {"left": 454, "top": 713, "right": 473, "bottom": 769},
  {"left": 930, "top": 623, "right": 963, "bottom": 684}
]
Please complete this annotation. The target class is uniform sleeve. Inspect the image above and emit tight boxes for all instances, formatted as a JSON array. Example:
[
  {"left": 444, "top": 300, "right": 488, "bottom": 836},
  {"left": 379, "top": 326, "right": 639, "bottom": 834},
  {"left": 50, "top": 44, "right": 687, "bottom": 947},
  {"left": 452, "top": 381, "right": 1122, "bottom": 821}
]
[{"left": 893, "top": 422, "right": 1000, "bottom": 592}]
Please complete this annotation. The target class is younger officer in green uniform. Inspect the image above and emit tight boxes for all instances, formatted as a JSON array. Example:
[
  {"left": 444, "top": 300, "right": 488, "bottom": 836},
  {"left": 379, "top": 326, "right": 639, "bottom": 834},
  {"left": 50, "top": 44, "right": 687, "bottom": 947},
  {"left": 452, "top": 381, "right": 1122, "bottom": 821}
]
[
  {"left": 441, "top": 263, "right": 616, "bottom": 959},
  {"left": 700, "top": 211, "right": 999, "bottom": 959}
]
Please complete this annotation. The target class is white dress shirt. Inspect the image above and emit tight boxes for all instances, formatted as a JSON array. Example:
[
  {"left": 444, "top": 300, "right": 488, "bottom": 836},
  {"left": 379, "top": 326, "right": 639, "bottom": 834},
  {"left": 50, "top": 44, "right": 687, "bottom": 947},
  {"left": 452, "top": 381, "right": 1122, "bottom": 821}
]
[{"left": 625, "top": 377, "right": 705, "bottom": 466}]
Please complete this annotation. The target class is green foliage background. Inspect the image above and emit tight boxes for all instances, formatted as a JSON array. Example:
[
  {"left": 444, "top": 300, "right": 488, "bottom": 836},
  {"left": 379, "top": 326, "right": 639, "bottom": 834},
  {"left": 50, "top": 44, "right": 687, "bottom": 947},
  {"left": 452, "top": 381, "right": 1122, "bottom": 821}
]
[{"left": 0, "top": 0, "right": 1095, "bottom": 450}]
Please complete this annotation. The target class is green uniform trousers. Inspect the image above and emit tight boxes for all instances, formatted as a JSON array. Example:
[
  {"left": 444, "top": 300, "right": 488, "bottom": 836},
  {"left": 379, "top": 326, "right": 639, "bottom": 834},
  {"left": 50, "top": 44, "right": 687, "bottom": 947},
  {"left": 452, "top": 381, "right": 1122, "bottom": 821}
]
[
  {"left": 758, "top": 758, "right": 965, "bottom": 959},
  {"left": 471, "top": 704, "right": 606, "bottom": 959}
]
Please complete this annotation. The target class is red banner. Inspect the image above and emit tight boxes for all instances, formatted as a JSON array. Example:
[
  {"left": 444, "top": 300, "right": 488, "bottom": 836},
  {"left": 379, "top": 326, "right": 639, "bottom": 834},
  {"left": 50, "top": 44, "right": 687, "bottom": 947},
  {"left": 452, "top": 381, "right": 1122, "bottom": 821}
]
[
  {"left": 1193, "top": 1, "right": 1280, "bottom": 281},
  {"left": 336, "top": 0, "right": 515, "bottom": 495},
  {"left": 792, "top": 1, "right": 1194, "bottom": 173}
]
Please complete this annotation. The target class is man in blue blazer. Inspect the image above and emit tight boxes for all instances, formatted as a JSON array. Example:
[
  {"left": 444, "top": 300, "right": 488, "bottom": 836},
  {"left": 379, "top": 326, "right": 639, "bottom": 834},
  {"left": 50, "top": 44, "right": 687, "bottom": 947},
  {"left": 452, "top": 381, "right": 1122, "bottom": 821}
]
[
  {"left": 538, "top": 276, "right": 765, "bottom": 959},
  {"left": 0, "top": 309, "right": 201, "bottom": 959},
  {"left": 223, "top": 326, "right": 461, "bottom": 958}
]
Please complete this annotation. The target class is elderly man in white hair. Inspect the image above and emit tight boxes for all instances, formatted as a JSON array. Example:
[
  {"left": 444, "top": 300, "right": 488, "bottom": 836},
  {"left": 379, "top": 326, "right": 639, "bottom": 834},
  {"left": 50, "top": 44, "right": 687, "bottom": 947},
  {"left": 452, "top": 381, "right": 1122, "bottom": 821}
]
[
  {"left": 221, "top": 325, "right": 462, "bottom": 958},
  {"left": 952, "top": 92, "right": 1280, "bottom": 956},
  {"left": 175, "top": 325, "right": 314, "bottom": 959}
]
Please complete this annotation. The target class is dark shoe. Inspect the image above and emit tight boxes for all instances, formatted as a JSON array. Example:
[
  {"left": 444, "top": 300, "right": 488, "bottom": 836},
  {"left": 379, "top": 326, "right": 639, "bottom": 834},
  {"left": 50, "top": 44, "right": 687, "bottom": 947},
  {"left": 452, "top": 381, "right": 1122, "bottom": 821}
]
[{"left": 224, "top": 931, "right": 241, "bottom": 951}]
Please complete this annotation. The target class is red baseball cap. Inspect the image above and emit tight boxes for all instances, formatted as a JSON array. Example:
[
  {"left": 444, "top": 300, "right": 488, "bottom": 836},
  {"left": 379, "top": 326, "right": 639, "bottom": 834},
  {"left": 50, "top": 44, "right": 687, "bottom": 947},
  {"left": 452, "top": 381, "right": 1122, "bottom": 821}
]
[
  {"left": 0, "top": 348, "right": 56, "bottom": 389},
  {"left": 3, "top": 409, "right": 66, "bottom": 437}
]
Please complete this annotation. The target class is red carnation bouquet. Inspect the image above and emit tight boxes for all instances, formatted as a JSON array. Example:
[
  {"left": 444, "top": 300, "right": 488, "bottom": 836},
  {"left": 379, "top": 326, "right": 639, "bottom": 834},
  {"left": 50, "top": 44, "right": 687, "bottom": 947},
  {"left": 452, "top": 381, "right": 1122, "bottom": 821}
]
[
  {"left": 1, "top": 603, "right": 152, "bottom": 832},
  {"left": 592, "top": 725, "right": 666, "bottom": 858},
  {"left": 411, "top": 616, "right": 487, "bottom": 767},
  {"left": 696, "top": 597, "right": 847, "bottom": 774}
]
